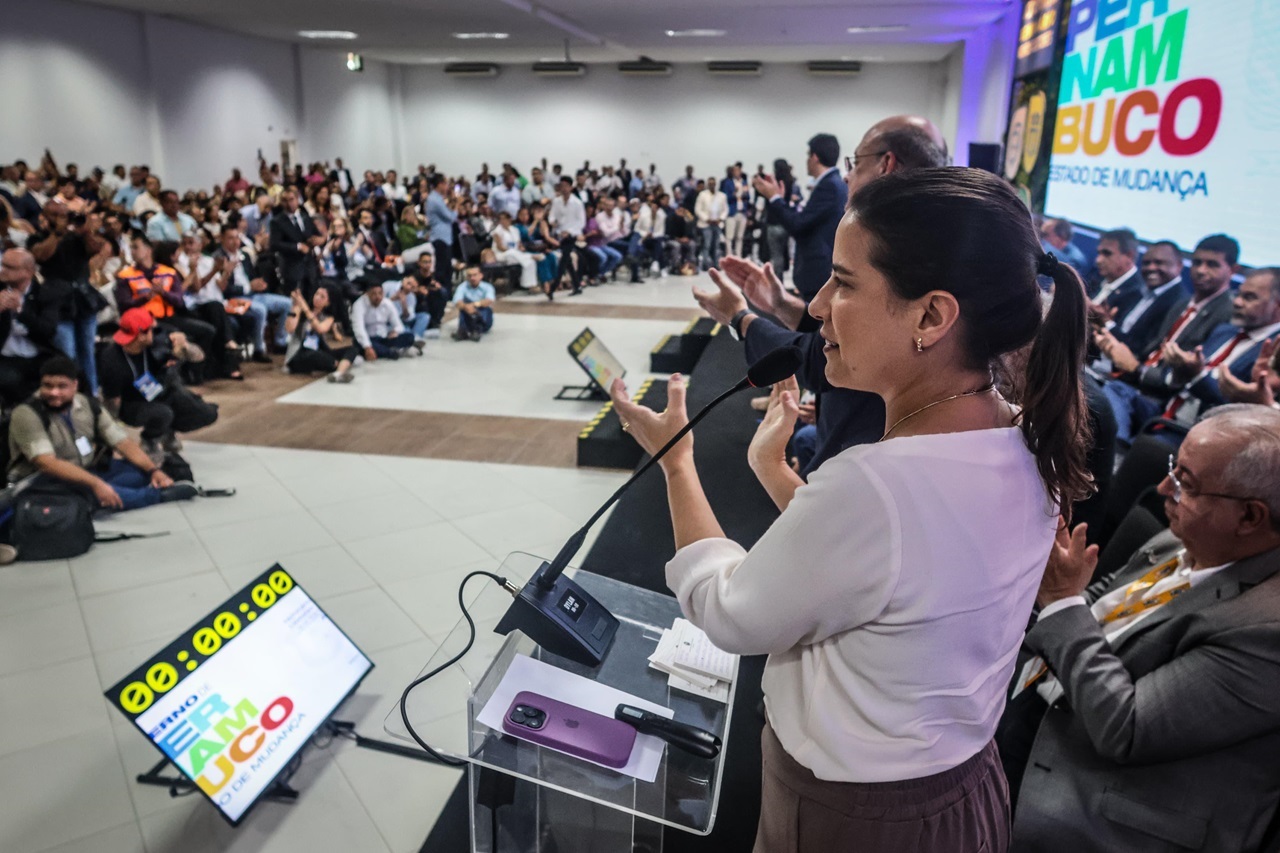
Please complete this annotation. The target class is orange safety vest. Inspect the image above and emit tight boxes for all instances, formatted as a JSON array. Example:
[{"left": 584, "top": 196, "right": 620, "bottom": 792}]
[{"left": 117, "top": 264, "right": 179, "bottom": 319}]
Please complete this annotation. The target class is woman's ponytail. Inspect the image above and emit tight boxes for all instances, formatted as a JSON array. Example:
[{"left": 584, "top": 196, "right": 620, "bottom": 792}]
[{"left": 1020, "top": 254, "right": 1094, "bottom": 513}]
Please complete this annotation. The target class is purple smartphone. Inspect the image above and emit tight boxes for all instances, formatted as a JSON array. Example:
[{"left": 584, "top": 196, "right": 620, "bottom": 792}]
[{"left": 502, "top": 691, "right": 637, "bottom": 768}]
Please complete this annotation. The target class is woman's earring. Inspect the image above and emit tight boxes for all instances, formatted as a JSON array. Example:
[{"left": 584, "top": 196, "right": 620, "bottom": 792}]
[{"left": 915, "top": 337, "right": 924, "bottom": 353}]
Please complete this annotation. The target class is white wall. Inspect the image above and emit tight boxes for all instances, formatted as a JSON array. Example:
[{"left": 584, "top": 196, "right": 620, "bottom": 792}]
[
  {"left": 145, "top": 15, "right": 301, "bottom": 190},
  {"left": 298, "top": 48, "right": 403, "bottom": 175},
  {"left": 398, "top": 62, "right": 951, "bottom": 183},
  {"left": 0, "top": 0, "right": 153, "bottom": 174},
  {"left": 0, "top": 0, "right": 401, "bottom": 191},
  {"left": 3, "top": 0, "right": 1022, "bottom": 188},
  {"left": 942, "top": 9, "right": 1021, "bottom": 166}
]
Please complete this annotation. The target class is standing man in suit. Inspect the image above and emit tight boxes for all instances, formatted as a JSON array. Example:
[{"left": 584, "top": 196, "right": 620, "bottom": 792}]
[
  {"left": 1003, "top": 404, "right": 1280, "bottom": 852},
  {"left": 752, "top": 133, "right": 846, "bottom": 302},
  {"left": 330, "top": 158, "right": 354, "bottom": 200},
  {"left": 698, "top": 116, "right": 948, "bottom": 476},
  {"left": 1096, "top": 234, "right": 1239, "bottom": 444},
  {"left": 268, "top": 188, "right": 320, "bottom": 294}
]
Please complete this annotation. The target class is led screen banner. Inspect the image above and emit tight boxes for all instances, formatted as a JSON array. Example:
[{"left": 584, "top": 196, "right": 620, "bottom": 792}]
[
  {"left": 1004, "top": 0, "right": 1071, "bottom": 212},
  {"left": 1044, "top": 0, "right": 1280, "bottom": 265},
  {"left": 105, "top": 565, "right": 373, "bottom": 825}
]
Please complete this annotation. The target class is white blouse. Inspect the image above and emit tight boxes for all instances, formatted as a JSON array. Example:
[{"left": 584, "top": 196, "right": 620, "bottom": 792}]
[{"left": 666, "top": 427, "right": 1057, "bottom": 783}]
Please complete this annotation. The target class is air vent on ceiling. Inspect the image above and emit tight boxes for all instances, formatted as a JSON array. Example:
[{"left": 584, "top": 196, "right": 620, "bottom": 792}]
[
  {"left": 618, "top": 59, "right": 673, "bottom": 77},
  {"left": 444, "top": 62, "right": 500, "bottom": 78},
  {"left": 707, "top": 61, "right": 761, "bottom": 76},
  {"left": 807, "top": 60, "right": 863, "bottom": 77},
  {"left": 532, "top": 61, "right": 587, "bottom": 77}
]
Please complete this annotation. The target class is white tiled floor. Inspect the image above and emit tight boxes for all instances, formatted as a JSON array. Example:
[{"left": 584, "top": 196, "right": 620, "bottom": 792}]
[
  {"left": 1, "top": 441, "right": 627, "bottom": 853},
  {"left": 277, "top": 313, "right": 684, "bottom": 421}
]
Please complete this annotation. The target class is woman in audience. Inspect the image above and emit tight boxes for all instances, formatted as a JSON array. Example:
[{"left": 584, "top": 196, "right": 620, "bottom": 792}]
[
  {"left": 766, "top": 158, "right": 801, "bottom": 276},
  {"left": 284, "top": 287, "right": 355, "bottom": 383},
  {"left": 305, "top": 183, "right": 344, "bottom": 228},
  {"left": 491, "top": 210, "right": 540, "bottom": 290},
  {"left": 395, "top": 205, "right": 428, "bottom": 254},
  {"left": 0, "top": 195, "right": 33, "bottom": 249},
  {"left": 611, "top": 168, "right": 1092, "bottom": 853},
  {"left": 526, "top": 203, "right": 561, "bottom": 290},
  {"left": 171, "top": 234, "right": 244, "bottom": 380}
]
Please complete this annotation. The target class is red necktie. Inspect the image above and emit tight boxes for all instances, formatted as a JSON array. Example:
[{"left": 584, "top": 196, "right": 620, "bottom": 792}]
[
  {"left": 1163, "top": 330, "right": 1249, "bottom": 418},
  {"left": 1143, "top": 305, "right": 1198, "bottom": 367}
]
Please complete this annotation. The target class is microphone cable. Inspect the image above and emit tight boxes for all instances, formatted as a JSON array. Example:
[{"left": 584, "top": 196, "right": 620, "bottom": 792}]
[{"left": 398, "top": 569, "right": 519, "bottom": 768}]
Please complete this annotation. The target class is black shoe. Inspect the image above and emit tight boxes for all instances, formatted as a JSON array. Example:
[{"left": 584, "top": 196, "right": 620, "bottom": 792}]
[
  {"left": 570, "top": 287, "right": 583, "bottom": 297},
  {"left": 452, "top": 330, "right": 467, "bottom": 341},
  {"left": 470, "top": 331, "right": 482, "bottom": 342},
  {"left": 251, "top": 351, "right": 273, "bottom": 364},
  {"left": 159, "top": 481, "right": 199, "bottom": 503}
]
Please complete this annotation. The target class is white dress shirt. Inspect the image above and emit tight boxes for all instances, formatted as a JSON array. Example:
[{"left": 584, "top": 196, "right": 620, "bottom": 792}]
[
  {"left": 1093, "top": 265, "right": 1138, "bottom": 306},
  {"left": 667, "top": 427, "right": 1056, "bottom": 782},
  {"left": 1119, "top": 278, "right": 1182, "bottom": 334},
  {"left": 350, "top": 295, "right": 404, "bottom": 348},
  {"left": 549, "top": 195, "right": 586, "bottom": 237},
  {"left": 489, "top": 184, "right": 523, "bottom": 218},
  {"left": 694, "top": 190, "right": 729, "bottom": 228}
]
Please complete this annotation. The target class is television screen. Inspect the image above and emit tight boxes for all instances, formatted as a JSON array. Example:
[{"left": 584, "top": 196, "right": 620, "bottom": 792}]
[
  {"left": 1043, "top": 0, "right": 1280, "bottom": 266},
  {"left": 568, "top": 327, "right": 626, "bottom": 393},
  {"left": 1014, "top": 0, "right": 1064, "bottom": 79},
  {"left": 105, "top": 565, "right": 373, "bottom": 825}
]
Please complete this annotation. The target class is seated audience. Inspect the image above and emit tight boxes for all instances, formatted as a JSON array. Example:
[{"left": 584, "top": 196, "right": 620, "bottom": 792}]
[
  {"left": 1002, "top": 404, "right": 1280, "bottom": 853},
  {"left": 211, "top": 227, "right": 291, "bottom": 359},
  {"left": 1039, "top": 218, "right": 1089, "bottom": 275},
  {"left": 452, "top": 265, "right": 495, "bottom": 341},
  {"left": 98, "top": 308, "right": 219, "bottom": 461},
  {"left": 351, "top": 281, "right": 416, "bottom": 361},
  {"left": 7, "top": 356, "right": 196, "bottom": 509},
  {"left": 1105, "top": 240, "right": 1187, "bottom": 359},
  {"left": 1096, "top": 234, "right": 1238, "bottom": 444},
  {"left": 389, "top": 273, "right": 431, "bottom": 345},
  {"left": 284, "top": 288, "right": 356, "bottom": 383}
]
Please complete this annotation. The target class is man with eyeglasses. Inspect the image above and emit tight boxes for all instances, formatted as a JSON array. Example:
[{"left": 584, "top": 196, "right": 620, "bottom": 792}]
[
  {"left": 998, "top": 403, "right": 1280, "bottom": 852},
  {"left": 698, "top": 116, "right": 949, "bottom": 477}
]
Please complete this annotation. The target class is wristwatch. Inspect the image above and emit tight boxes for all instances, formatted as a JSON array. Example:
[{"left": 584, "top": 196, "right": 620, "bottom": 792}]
[{"left": 728, "top": 308, "right": 754, "bottom": 341}]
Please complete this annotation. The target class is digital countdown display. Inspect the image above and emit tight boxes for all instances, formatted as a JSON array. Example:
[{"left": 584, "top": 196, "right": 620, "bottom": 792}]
[
  {"left": 1044, "top": 0, "right": 1280, "bottom": 266},
  {"left": 105, "top": 565, "right": 373, "bottom": 825}
]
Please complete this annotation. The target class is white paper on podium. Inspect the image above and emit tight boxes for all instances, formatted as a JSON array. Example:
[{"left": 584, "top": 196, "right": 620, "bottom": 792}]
[{"left": 476, "top": 653, "right": 674, "bottom": 782}]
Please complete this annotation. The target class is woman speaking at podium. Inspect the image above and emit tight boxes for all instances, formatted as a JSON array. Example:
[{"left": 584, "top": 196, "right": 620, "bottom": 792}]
[{"left": 610, "top": 168, "right": 1092, "bottom": 853}]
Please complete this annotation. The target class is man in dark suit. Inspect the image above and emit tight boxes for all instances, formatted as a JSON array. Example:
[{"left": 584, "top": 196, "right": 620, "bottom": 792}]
[
  {"left": 1003, "top": 404, "right": 1280, "bottom": 852},
  {"left": 1089, "top": 228, "right": 1143, "bottom": 313},
  {"left": 698, "top": 116, "right": 948, "bottom": 475},
  {"left": 1109, "top": 241, "right": 1188, "bottom": 360},
  {"left": 0, "top": 247, "right": 62, "bottom": 406},
  {"left": 329, "top": 158, "right": 354, "bottom": 199},
  {"left": 752, "top": 133, "right": 846, "bottom": 302},
  {"left": 268, "top": 188, "right": 320, "bottom": 294},
  {"left": 1097, "top": 234, "right": 1240, "bottom": 444}
]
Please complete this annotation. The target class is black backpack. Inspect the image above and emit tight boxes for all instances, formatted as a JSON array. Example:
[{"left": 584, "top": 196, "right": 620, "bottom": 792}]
[{"left": 5, "top": 395, "right": 108, "bottom": 561}]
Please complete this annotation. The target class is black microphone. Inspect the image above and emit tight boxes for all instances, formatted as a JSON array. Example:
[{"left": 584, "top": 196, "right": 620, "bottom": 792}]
[{"left": 494, "top": 345, "right": 802, "bottom": 666}]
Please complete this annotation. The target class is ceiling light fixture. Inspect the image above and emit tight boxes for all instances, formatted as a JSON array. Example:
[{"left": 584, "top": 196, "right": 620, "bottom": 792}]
[
  {"left": 298, "top": 30, "right": 358, "bottom": 40},
  {"left": 846, "top": 25, "right": 908, "bottom": 34},
  {"left": 452, "top": 32, "right": 510, "bottom": 40},
  {"left": 665, "top": 29, "right": 726, "bottom": 38}
]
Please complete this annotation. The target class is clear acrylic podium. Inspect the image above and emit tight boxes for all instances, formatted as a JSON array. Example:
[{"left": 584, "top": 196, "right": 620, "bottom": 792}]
[{"left": 384, "top": 552, "right": 738, "bottom": 852}]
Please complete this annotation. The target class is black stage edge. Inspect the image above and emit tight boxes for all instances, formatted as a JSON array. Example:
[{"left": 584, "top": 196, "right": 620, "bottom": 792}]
[{"left": 422, "top": 330, "right": 778, "bottom": 852}]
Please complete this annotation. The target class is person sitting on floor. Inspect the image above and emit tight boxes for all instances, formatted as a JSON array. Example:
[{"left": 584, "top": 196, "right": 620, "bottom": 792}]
[
  {"left": 284, "top": 288, "right": 356, "bottom": 383},
  {"left": 98, "top": 308, "right": 219, "bottom": 463},
  {"left": 351, "top": 281, "right": 417, "bottom": 361},
  {"left": 8, "top": 356, "right": 197, "bottom": 511},
  {"left": 451, "top": 265, "right": 495, "bottom": 342}
]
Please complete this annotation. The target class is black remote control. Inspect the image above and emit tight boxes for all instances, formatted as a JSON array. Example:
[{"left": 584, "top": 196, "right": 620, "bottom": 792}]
[{"left": 614, "top": 704, "right": 722, "bottom": 759}]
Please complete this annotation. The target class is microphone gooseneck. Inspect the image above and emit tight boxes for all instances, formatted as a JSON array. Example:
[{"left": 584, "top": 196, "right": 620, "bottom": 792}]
[{"left": 535, "top": 345, "right": 802, "bottom": 590}]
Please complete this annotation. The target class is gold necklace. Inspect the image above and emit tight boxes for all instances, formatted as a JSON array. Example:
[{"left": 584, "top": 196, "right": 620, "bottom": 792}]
[{"left": 879, "top": 383, "right": 997, "bottom": 442}]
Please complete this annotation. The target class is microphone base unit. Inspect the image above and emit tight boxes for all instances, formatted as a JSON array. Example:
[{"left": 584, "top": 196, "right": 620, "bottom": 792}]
[{"left": 494, "top": 563, "right": 619, "bottom": 667}]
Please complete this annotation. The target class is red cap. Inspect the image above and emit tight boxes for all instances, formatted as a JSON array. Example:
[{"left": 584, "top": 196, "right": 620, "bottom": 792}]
[{"left": 113, "top": 308, "right": 155, "bottom": 346}]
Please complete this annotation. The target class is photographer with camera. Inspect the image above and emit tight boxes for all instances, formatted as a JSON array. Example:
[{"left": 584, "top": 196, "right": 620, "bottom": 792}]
[{"left": 28, "top": 201, "right": 107, "bottom": 395}]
